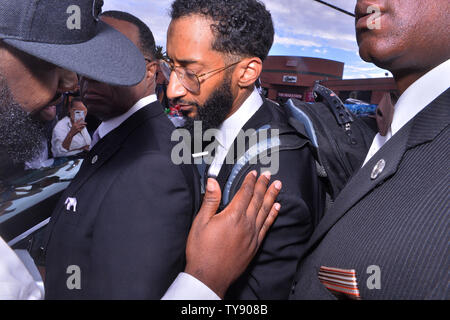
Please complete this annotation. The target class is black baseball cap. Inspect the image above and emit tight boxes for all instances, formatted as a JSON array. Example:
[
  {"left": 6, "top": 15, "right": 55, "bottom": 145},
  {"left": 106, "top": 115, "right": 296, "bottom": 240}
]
[{"left": 0, "top": 0, "right": 145, "bottom": 86}]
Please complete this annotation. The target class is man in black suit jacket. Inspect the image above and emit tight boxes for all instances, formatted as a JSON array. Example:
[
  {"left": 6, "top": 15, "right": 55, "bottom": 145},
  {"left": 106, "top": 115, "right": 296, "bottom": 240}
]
[
  {"left": 164, "top": 0, "right": 324, "bottom": 299},
  {"left": 44, "top": 11, "right": 201, "bottom": 299},
  {"left": 289, "top": 0, "right": 449, "bottom": 299}
]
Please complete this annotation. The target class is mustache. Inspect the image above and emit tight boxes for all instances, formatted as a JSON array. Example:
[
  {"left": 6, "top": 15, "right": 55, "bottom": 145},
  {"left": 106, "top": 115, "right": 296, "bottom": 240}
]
[
  {"left": 171, "top": 98, "right": 201, "bottom": 117},
  {"left": 172, "top": 98, "right": 200, "bottom": 108}
]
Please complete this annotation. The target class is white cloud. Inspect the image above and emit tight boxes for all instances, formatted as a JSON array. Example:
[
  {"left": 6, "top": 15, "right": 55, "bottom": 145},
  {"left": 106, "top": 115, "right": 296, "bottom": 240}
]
[
  {"left": 344, "top": 63, "right": 392, "bottom": 79},
  {"left": 346, "top": 65, "right": 379, "bottom": 72},
  {"left": 266, "top": 0, "right": 357, "bottom": 52},
  {"left": 264, "top": 1, "right": 291, "bottom": 14},
  {"left": 314, "top": 48, "right": 328, "bottom": 55},
  {"left": 274, "top": 35, "right": 322, "bottom": 48}
]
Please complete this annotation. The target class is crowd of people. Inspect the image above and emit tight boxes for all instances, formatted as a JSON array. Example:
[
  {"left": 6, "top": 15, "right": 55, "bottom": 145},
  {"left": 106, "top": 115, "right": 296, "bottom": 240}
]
[{"left": 0, "top": 0, "right": 448, "bottom": 301}]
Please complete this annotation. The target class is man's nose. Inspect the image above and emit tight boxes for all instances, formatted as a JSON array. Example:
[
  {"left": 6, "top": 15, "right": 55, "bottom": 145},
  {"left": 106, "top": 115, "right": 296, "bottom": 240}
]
[
  {"left": 57, "top": 68, "right": 78, "bottom": 92},
  {"left": 166, "top": 71, "right": 188, "bottom": 100}
]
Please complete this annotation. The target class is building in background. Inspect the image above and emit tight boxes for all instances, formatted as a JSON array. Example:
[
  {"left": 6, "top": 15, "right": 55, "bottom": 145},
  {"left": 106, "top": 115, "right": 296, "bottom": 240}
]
[{"left": 260, "top": 56, "right": 397, "bottom": 105}]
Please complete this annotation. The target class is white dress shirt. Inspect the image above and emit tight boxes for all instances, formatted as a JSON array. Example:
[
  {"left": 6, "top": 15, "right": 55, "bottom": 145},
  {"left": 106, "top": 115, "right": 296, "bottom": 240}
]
[
  {"left": 161, "top": 272, "right": 221, "bottom": 300},
  {"left": 90, "top": 94, "right": 157, "bottom": 148},
  {"left": 0, "top": 236, "right": 43, "bottom": 300},
  {"left": 208, "top": 87, "right": 263, "bottom": 176},
  {"left": 51, "top": 116, "right": 91, "bottom": 157},
  {"left": 363, "top": 59, "right": 450, "bottom": 166}
]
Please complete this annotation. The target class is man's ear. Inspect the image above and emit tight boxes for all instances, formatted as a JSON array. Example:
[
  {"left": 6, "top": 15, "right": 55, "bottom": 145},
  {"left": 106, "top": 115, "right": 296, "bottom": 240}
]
[
  {"left": 236, "top": 57, "right": 263, "bottom": 88},
  {"left": 146, "top": 60, "right": 158, "bottom": 82},
  {"left": 58, "top": 68, "right": 78, "bottom": 92}
]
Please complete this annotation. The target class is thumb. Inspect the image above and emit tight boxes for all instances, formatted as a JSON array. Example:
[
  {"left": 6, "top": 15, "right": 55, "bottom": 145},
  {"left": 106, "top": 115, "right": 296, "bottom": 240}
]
[{"left": 197, "top": 178, "right": 222, "bottom": 221}]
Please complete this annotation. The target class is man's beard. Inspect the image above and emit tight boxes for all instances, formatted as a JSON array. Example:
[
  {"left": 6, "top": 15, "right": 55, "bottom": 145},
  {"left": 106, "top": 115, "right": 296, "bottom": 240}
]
[
  {"left": 182, "top": 76, "right": 234, "bottom": 134},
  {"left": 0, "top": 75, "right": 46, "bottom": 165}
]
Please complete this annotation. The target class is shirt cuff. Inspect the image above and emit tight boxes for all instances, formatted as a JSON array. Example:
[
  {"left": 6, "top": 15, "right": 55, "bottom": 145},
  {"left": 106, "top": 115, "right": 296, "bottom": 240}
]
[{"left": 161, "top": 272, "right": 221, "bottom": 300}]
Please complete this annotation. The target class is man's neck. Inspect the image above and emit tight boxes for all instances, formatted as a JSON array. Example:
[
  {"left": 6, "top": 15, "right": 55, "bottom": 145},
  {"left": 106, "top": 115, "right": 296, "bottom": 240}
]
[
  {"left": 393, "top": 72, "right": 421, "bottom": 96},
  {"left": 393, "top": 56, "right": 450, "bottom": 95},
  {"left": 96, "top": 93, "right": 157, "bottom": 139},
  {"left": 226, "top": 86, "right": 254, "bottom": 120},
  {"left": 100, "top": 92, "right": 156, "bottom": 122}
]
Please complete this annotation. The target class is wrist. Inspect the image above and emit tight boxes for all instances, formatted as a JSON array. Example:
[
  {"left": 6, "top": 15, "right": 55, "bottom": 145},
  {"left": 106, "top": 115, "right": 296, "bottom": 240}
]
[{"left": 184, "top": 265, "right": 229, "bottom": 299}]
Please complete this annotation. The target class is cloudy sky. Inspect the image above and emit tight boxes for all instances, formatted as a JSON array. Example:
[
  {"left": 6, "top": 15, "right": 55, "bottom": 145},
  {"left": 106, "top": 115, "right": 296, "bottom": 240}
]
[{"left": 103, "top": 0, "right": 392, "bottom": 79}]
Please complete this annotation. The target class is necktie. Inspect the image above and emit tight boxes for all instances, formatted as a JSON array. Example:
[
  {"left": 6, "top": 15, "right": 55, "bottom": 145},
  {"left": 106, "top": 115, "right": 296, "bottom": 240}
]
[
  {"left": 196, "top": 136, "right": 217, "bottom": 193},
  {"left": 376, "top": 92, "right": 395, "bottom": 136}
]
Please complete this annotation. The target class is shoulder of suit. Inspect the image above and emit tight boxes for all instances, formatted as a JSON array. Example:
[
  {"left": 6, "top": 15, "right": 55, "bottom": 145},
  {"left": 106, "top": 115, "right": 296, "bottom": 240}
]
[{"left": 261, "top": 98, "right": 310, "bottom": 140}]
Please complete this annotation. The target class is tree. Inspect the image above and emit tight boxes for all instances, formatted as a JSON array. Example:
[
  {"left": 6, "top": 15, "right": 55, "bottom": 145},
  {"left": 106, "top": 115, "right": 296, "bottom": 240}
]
[{"left": 155, "top": 45, "right": 167, "bottom": 60}]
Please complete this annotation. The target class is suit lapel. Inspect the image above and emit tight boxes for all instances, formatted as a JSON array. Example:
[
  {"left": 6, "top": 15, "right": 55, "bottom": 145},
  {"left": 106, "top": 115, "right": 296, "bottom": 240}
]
[
  {"left": 43, "top": 102, "right": 164, "bottom": 253},
  {"left": 66, "top": 101, "right": 164, "bottom": 195},
  {"left": 304, "top": 88, "right": 450, "bottom": 254},
  {"left": 50, "top": 101, "right": 164, "bottom": 225}
]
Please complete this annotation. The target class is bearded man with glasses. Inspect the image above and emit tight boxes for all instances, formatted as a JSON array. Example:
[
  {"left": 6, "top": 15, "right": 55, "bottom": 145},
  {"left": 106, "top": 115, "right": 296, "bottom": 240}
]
[{"left": 163, "top": 0, "right": 325, "bottom": 300}]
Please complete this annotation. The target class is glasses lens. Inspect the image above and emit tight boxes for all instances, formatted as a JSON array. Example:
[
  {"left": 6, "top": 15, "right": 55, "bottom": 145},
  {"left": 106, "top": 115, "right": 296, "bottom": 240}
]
[
  {"left": 160, "top": 61, "right": 172, "bottom": 81},
  {"left": 161, "top": 61, "right": 200, "bottom": 94},
  {"left": 179, "top": 69, "right": 200, "bottom": 94}
]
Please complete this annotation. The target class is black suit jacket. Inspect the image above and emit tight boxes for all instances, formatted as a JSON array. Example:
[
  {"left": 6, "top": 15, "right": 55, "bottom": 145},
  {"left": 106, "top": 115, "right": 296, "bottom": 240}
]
[
  {"left": 289, "top": 88, "right": 449, "bottom": 299},
  {"left": 44, "top": 101, "right": 201, "bottom": 299},
  {"left": 217, "top": 100, "right": 324, "bottom": 299}
]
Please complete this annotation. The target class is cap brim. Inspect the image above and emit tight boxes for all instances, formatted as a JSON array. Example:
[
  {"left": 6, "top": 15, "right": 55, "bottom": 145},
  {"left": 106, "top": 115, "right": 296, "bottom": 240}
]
[{"left": 4, "top": 21, "right": 145, "bottom": 87}]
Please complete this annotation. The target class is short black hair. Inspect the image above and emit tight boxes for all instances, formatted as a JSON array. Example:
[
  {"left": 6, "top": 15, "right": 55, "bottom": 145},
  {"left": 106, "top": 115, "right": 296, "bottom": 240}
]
[
  {"left": 70, "top": 97, "right": 83, "bottom": 109},
  {"left": 101, "top": 10, "right": 156, "bottom": 60},
  {"left": 170, "top": 0, "right": 274, "bottom": 61}
]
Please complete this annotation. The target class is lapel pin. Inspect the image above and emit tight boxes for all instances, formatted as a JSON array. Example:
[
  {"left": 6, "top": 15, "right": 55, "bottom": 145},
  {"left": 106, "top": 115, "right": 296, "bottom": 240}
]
[
  {"left": 91, "top": 155, "right": 98, "bottom": 164},
  {"left": 65, "top": 197, "right": 77, "bottom": 212},
  {"left": 371, "top": 159, "right": 386, "bottom": 180}
]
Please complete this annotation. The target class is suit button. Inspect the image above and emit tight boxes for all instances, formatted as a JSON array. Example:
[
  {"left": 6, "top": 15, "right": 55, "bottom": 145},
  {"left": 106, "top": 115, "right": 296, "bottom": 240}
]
[
  {"left": 91, "top": 155, "right": 98, "bottom": 164},
  {"left": 371, "top": 159, "right": 386, "bottom": 180}
]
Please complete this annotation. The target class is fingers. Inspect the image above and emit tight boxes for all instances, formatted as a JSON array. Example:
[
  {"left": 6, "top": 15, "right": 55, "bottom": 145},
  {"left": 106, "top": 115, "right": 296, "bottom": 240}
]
[
  {"left": 255, "top": 180, "right": 282, "bottom": 231},
  {"left": 224, "top": 170, "right": 257, "bottom": 217},
  {"left": 257, "top": 202, "right": 280, "bottom": 245},
  {"left": 246, "top": 171, "right": 272, "bottom": 221},
  {"left": 196, "top": 178, "right": 222, "bottom": 221}
]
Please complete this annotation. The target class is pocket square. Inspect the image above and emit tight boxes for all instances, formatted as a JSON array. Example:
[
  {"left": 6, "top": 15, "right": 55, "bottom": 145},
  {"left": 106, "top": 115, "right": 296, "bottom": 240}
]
[
  {"left": 318, "top": 266, "right": 361, "bottom": 300},
  {"left": 65, "top": 197, "right": 77, "bottom": 212}
]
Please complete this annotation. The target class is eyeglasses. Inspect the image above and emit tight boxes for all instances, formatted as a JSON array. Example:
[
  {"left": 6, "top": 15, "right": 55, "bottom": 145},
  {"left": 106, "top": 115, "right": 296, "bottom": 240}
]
[{"left": 160, "top": 59, "right": 240, "bottom": 94}]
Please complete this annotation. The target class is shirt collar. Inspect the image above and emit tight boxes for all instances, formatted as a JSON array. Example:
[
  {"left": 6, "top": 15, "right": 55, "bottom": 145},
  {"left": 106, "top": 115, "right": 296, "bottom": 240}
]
[
  {"left": 97, "top": 94, "right": 157, "bottom": 139},
  {"left": 215, "top": 87, "right": 263, "bottom": 151},
  {"left": 391, "top": 59, "right": 450, "bottom": 136}
]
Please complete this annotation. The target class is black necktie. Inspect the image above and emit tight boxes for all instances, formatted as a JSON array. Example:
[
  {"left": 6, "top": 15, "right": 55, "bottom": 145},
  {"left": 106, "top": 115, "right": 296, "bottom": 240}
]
[{"left": 196, "top": 136, "right": 217, "bottom": 194}]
